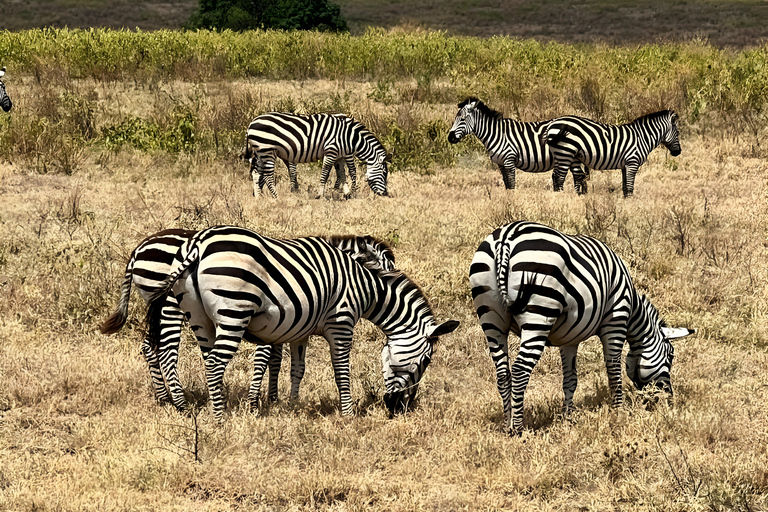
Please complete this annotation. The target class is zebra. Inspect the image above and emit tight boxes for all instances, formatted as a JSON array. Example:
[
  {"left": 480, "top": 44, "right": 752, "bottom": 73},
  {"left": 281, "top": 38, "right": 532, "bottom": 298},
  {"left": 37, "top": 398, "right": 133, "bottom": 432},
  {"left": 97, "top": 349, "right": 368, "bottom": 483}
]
[
  {"left": 145, "top": 225, "right": 459, "bottom": 419},
  {"left": 249, "top": 234, "right": 397, "bottom": 407},
  {"left": 0, "top": 67, "right": 12, "bottom": 112},
  {"left": 447, "top": 97, "right": 588, "bottom": 193},
  {"left": 542, "top": 110, "right": 681, "bottom": 197},
  {"left": 243, "top": 112, "right": 392, "bottom": 198},
  {"left": 469, "top": 221, "right": 694, "bottom": 434},
  {"left": 101, "top": 229, "right": 397, "bottom": 412}
]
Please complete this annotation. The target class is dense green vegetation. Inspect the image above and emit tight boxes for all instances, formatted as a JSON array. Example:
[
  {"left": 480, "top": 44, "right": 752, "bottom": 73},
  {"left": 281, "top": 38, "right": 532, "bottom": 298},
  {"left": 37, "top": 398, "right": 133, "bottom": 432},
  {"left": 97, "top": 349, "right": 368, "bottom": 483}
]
[
  {"left": 1, "top": 28, "right": 766, "bottom": 175},
  {"left": 185, "top": 0, "right": 347, "bottom": 32}
]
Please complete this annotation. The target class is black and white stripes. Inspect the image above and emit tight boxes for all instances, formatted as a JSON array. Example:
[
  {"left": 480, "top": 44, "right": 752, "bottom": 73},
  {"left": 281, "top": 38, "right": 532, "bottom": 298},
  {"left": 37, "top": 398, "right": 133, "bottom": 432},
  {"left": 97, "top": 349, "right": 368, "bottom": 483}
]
[
  {"left": 0, "top": 67, "right": 12, "bottom": 112},
  {"left": 470, "top": 221, "right": 694, "bottom": 434},
  {"left": 447, "top": 97, "right": 588, "bottom": 192},
  {"left": 543, "top": 110, "right": 681, "bottom": 196},
  {"left": 102, "top": 230, "right": 399, "bottom": 413},
  {"left": 145, "top": 225, "right": 458, "bottom": 419},
  {"left": 244, "top": 112, "right": 392, "bottom": 198}
]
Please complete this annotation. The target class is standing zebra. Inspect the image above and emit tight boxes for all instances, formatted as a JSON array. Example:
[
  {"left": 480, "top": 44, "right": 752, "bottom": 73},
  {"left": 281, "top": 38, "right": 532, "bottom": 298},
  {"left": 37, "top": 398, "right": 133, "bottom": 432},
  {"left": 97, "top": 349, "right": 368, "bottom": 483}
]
[
  {"left": 145, "top": 226, "right": 452, "bottom": 419},
  {"left": 542, "top": 110, "right": 681, "bottom": 197},
  {"left": 0, "top": 67, "right": 12, "bottom": 112},
  {"left": 447, "top": 97, "right": 588, "bottom": 193},
  {"left": 102, "top": 230, "right": 396, "bottom": 412},
  {"left": 470, "top": 221, "right": 694, "bottom": 434},
  {"left": 243, "top": 112, "right": 392, "bottom": 198}
]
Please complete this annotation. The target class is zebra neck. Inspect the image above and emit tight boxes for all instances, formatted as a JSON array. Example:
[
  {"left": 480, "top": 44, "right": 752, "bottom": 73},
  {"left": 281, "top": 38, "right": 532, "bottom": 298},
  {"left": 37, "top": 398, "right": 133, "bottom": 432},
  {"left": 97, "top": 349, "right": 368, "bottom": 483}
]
[
  {"left": 626, "top": 292, "right": 661, "bottom": 353},
  {"left": 629, "top": 120, "right": 661, "bottom": 153},
  {"left": 363, "top": 272, "right": 430, "bottom": 337},
  {"left": 350, "top": 126, "right": 383, "bottom": 164},
  {"left": 472, "top": 115, "right": 503, "bottom": 147}
]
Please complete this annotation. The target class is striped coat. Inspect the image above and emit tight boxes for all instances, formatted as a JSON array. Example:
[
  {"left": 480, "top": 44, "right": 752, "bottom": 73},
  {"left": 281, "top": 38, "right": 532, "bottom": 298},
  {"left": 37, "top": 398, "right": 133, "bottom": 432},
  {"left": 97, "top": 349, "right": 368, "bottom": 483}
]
[{"left": 470, "top": 221, "right": 694, "bottom": 434}]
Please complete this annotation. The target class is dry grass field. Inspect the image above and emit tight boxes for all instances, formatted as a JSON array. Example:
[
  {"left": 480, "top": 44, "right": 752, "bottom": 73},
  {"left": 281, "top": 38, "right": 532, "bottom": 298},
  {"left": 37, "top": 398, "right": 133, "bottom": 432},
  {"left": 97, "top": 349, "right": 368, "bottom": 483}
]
[{"left": 1, "top": 70, "right": 767, "bottom": 511}]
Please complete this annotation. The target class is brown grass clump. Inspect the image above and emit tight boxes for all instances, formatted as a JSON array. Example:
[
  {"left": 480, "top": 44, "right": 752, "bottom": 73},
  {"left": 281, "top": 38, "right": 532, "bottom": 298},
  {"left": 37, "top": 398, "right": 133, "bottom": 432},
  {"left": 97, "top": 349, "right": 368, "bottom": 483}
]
[{"left": 1, "top": 75, "right": 767, "bottom": 512}]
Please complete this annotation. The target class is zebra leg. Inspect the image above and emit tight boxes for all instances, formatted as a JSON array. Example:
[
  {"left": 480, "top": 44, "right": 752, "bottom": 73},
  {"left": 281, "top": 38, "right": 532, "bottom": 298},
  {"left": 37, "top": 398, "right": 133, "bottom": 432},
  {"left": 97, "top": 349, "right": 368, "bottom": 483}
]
[
  {"left": 499, "top": 162, "right": 516, "bottom": 190},
  {"left": 599, "top": 331, "right": 626, "bottom": 407},
  {"left": 621, "top": 163, "right": 639, "bottom": 198},
  {"left": 344, "top": 156, "right": 358, "bottom": 195},
  {"left": 284, "top": 160, "right": 300, "bottom": 193},
  {"left": 289, "top": 339, "right": 308, "bottom": 400},
  {"left": 156, "top": 294, "right": 188, "bottom": 411},
  {"left": 205, "top": 329, "right": 246, "bottom": 420},
  {"left": 251, "top": 158, "right": 262, "bottom": 198},
  {"left": 559, "top": 345, "right": 579, "bottom": 415},
  {"left": 248, "top": 344, "right": 275, "bottom": 412},
  {"left": 141, "top": 337, "right": 171, "bottom": 404},
  {"left": 551, "top": 160, "right": 571, "bottom": 192},
  {"left": 261, "top": 158, "right": 278, "bottom": 198},
  {"left": 509, "top": 328, "right": 549, "bottom": 435},
  {"left": 325, "top": 331, "right": 355, "bottom": 415},
  {"left": 333, "top": 160, "right": 346, "bottom": 189},
  {"left": 319, "top": 153, "right": 339, "bottom": 197},
  {"left": 571, "top": 163, "right": 588, "bottom": 195},
  {"left": 266, "top": 344, "right": 283, "bottom": 402}
]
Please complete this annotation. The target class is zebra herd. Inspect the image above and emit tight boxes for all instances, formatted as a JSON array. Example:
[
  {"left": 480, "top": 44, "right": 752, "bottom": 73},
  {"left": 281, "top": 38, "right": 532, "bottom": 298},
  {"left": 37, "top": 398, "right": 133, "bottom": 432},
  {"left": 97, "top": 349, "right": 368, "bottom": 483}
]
[{"left": 98, "top": 96, "right": 693, "bottom": 434}]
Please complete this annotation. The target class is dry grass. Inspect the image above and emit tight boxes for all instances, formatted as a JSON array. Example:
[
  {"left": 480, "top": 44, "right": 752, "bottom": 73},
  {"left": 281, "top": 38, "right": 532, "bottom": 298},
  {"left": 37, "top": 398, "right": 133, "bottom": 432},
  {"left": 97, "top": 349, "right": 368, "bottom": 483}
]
[{"left": 1, "top": 77, "right": 767, "bottom": 511}]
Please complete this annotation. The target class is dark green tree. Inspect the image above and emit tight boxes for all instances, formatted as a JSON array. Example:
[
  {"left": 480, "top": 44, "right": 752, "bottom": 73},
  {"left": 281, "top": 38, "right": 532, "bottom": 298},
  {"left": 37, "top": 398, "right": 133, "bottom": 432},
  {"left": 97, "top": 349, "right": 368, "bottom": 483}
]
[{"left": 185, "top": 0, "right": 347, "bottom": 31}]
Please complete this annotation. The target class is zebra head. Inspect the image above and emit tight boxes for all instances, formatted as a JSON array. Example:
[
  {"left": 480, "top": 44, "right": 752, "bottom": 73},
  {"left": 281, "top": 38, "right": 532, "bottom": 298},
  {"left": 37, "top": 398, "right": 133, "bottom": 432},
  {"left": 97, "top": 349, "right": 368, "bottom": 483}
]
[
  {"left": 448, "top": 97, "right": 481, "bottom": 144},
  {"left": 0, "top": 67, "right": 12, "bottom": 113},
  {"left": 365, "top": 152, "right": 392, "bottom": 196},
  {"left": 625, "top": 297, "right": 694, "bottom": 395},
  {"left": 381, "top": 318, "right": 460, "bottom": 415},
  {"left": 661, "top": 110, "right": 681, "bottom": 157}
]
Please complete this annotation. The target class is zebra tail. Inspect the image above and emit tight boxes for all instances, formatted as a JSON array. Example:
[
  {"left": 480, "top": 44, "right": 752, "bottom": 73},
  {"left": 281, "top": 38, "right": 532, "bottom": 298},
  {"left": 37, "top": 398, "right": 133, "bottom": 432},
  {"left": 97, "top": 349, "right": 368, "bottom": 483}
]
[
  {"left": 494, "top": 238, "right": 514, "bottom": 308},
  {"left": 100, "top": 258, "right": 136, "bottom": 335},
  {"left": 541, "top": 121, "right": 570, "bottom": 147},
  {"left": 144, "top": 242, "right": 201, "bottom": 347}
]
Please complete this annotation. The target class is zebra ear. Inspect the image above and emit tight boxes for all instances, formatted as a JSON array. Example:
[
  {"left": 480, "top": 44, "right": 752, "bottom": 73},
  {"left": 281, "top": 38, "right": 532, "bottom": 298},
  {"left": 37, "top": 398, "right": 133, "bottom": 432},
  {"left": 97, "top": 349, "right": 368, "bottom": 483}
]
[
  {"left": 671, "top": 112, "right": 679, "bottom": 124},
  {"left": 429, "top": 320, "right": 460, "bottom": 338},
  {"left": 0, "top": 67, "right": 5, "bottom": 78},
  {"left": 661, "top": 326, "right": 694, "bottom": 340}
]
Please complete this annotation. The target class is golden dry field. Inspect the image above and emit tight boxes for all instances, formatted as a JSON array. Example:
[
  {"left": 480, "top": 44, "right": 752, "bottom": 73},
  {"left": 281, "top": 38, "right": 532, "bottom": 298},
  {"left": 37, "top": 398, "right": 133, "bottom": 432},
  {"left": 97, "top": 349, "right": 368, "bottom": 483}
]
[{"left": 1, "top": 65, "right": 767, "bottom": 511}]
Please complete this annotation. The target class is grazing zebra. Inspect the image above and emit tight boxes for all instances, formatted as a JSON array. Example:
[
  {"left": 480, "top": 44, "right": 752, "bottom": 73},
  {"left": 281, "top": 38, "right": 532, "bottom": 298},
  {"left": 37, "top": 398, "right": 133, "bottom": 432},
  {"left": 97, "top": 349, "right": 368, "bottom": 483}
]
[
  {"left": 101, "top": 230, "right": 396, "bottom": 412},
  {"left": 542, "top": 110, "right": 681, "bottom": 197},
  {"left": 145, "top": 225, "right": 458, "bottom": 419},
  {"left": 243, "top": 112, "right": 392, "bottom": 198},
  {"left": 469, "top": 221, "right": 694, "bottom": 434},
  {"left": 0, "top": 67, "right": 12, "bottom": 112},
  {"left": 249, "top": 234, "right": 397, "bottom": 406},
  {"left": 447, "top": 97, "right": 588, "bottom": 193}
]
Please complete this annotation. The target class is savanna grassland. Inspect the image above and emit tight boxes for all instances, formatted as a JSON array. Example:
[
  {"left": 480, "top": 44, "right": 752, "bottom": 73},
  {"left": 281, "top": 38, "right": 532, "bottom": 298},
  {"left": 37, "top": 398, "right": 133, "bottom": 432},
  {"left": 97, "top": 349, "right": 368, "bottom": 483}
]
[{"left": 1, "top": 29, "right": 768, "bottom": 511}]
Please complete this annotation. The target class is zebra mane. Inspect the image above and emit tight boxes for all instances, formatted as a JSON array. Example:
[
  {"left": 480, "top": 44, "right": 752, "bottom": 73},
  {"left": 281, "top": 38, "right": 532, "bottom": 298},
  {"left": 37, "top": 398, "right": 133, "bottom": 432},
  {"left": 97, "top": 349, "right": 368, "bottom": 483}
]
[
  {"left": 640, "top": 294, "right": 667, "bottom": 328},
  {"left": 325, "top": 234, "right": 393, "bottom": 251},
  {"left": 458, "top": 97, "right": 504, "bottom": 120},
  {"left": 632, "top": 110, "right": 675, "bottom": 124}
]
